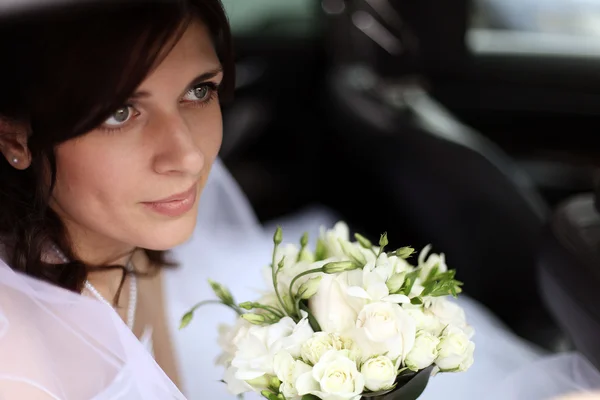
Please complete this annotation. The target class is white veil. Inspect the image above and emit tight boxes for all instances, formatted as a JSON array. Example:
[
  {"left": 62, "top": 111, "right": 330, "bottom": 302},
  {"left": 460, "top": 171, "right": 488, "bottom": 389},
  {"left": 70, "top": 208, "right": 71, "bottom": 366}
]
[{"left": 0, "top": 257, "right": 186, "bottom": 399}]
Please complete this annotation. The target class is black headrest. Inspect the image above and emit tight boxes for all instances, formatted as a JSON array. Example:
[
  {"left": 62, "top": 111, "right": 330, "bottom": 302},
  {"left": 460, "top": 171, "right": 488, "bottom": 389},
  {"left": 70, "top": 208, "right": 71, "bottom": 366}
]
[{"left": 594, "top": 172, "right": 600, "bottom": 214}]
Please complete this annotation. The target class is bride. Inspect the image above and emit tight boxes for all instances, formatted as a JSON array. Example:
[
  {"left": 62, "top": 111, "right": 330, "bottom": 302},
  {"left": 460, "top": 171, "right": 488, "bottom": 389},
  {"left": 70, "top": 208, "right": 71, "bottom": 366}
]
[{"left": 0, "top": 0, "right": 598, "bottom": 399}]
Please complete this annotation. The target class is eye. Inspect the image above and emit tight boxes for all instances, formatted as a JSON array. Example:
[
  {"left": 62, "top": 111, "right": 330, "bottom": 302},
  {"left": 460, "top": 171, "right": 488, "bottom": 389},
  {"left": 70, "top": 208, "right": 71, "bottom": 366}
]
[
  {"left": 182, "top": 83, "right": 218, "bottom": 104},
  {"left": 103, "top": 106, "right": 137, "bottom": 127}
]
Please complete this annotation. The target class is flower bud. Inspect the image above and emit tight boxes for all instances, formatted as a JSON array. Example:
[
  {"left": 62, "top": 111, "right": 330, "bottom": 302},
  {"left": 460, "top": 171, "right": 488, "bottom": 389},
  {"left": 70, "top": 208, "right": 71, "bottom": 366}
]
[
  {"left": 298, "top": 276, "right": 322, "bottom": 300},
  {"left": 322, "top": 261, "right": 359, "bottom": 274},
  {"left": 340, "top": 240, "right": 367, "bottom": 266},
  {"left": 386, "top": 272, "right": 406, "bottom": 293},
  {"left": 379, "top": 232, "right": 389, "bottom": 250},
  {"left": 405, "top": 331, "right": 440, "bottom": 371},
  {"left": 239, "top": 301, "right": 254, "bottom": 310},
  {"left": 396, "top": 246, "right": 416, "bottom": 259},
  {"left": 354, "top": 233, "right": 373, "bottom": 249},
  {"left": 208, "top": 279, "right": 234, "bottom": 305},
  {"left": 179, "top": 311, "right": 194, "bottom": 330},
  {"left": 273, "top": 226, "right": 283, "bottom": 245},
  {"left": 300, "top": 232, "right": 309, "bottom": 248},
  {"left": 241, "top": 313, "right": 266, "bottom": 325}
]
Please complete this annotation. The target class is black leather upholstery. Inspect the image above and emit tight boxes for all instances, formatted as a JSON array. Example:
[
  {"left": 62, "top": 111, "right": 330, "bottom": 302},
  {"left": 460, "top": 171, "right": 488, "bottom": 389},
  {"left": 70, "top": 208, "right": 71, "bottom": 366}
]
[
  {"left": 538, "top": 193, "right": 600, "bottom": 369},
  {"left": 321, "top": 0, "right": 561, "bottom": 345}
]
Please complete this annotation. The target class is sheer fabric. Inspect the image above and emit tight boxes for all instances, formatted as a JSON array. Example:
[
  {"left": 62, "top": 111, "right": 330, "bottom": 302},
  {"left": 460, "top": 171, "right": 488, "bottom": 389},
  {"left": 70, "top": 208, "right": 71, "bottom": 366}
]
[{"left": 0, "top": 259, "right": 185, "bottom": 399}]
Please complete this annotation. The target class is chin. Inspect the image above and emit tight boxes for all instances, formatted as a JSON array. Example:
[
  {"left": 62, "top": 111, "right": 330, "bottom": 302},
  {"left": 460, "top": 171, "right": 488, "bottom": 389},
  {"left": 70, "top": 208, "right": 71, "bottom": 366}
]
[{"left": 137, "top": 214, "right": 198, "bottom": 251}]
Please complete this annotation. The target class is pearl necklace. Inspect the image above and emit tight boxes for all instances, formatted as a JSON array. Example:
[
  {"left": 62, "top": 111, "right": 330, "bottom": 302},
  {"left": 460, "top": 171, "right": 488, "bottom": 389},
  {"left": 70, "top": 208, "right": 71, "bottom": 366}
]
[{"left": 52, "top": 245, "right": 137, "bottom": 331}]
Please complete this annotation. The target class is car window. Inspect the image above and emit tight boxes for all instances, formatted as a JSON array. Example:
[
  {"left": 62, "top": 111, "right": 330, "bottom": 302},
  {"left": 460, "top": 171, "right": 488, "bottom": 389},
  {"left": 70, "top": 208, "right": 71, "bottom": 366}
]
[
  {"left": 221, "top": 0, "right": 319, "bottom": 37},
  {"left": 472, "top": 0, "right": 600, "bottom": 36},
  {"left": 469, "top": 0, "right": 600, "bottom": 56}
]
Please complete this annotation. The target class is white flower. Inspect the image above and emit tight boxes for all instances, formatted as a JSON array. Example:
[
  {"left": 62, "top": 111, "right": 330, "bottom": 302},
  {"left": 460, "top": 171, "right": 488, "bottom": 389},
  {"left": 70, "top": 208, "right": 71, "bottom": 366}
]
[
  {"left": 223, "top": 365, "right": 253, "bottom": 395},
  {"left": 428, "top": 297, "right": 473, "bottom": 338},
  {"left": 353, "top": 301, "right": 416, "bottom": 361},
  {"left": 215, "top": 318, "right": 251, "bottom": 366},
  {"left": 405, "top": 331, "right": 440, "bottom": 371},
  {"left": 320, "top": 222, "right": 351, "bottom": 258},
  {"left": 274, "top": 351, "right": 313, "bottom": 399},
  {"left": 404, "top": 306, "right": 444, "bottom": 336},
  {"left": 435, "top": 326, "right": 475, "bottom": 372},
  {"left": 296, "top": 350, "right": 365, "bottom": 400},
  {"left": 417, "top": 245, "right": 448, "bottom": 281},
  {"left": 231, "top": 316, "right": 313, "bottom": 381},
  {"left": 347, "top": 262, "right": 410, "bottom": 304},
  {"left": 301, "top": 332, "right": 343, "bottom": 365},
  {"left": 309, "top": 273, "right": 366, "bottom": 333},
  {"left": 360, "top": 355, "right": 398, "bottom": 392}
]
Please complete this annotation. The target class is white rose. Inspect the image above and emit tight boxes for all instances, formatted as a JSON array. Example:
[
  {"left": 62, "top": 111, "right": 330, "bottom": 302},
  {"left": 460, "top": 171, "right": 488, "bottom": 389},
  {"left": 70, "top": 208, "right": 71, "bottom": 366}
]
[
  {"left": 296, "top": 350, "right": 365, "bottom": 400},
  {"left": 435, "top": 326, "right": 475, "bottom": 372},
  {"left": 354, "top": 301, "right": 416, "bottom": 361},
  {"left": 309, "top": 273, "right": 366, "bottom": 333},
  {"left": 405, "top": 331, "right": 440, "bottom": 371},
  {"left": 274, "top": 351, "right": 313, "bottom": 399},
  {"left": 301, "top": 332, "right": 343, "bottom": 365},
  {"left": 404, "top": 306, "right": 444, "bottom": 336},
  {"left": 361, "top": 356, "right": 398, "bottom": 392},
  {"left": 427, "top": 297, "right": 473, "bottom": 338},
  {"left": 231, "top": 316, "right": 313, "bottom": 381},
  {"left": 320, "top": 222, "right": 351, "bottom": 258}
]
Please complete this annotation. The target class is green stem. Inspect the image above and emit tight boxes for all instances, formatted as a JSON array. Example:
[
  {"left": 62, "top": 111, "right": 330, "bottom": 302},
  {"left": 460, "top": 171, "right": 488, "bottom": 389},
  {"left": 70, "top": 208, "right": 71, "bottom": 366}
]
[
  {"left": 189, "top": 299, "right": 242, "bottom": 316},
  {"left": 299, "top": 301, "right": 322, "bottom": 332},
  {"left": 252, "top": 304, "right": 284, "bottom": 318},
  {"left": 288, "top": 267, "right": 324, "bottom": 317},
  {"left": 271, "top": 244, "right": 289, "bottom": 317}
]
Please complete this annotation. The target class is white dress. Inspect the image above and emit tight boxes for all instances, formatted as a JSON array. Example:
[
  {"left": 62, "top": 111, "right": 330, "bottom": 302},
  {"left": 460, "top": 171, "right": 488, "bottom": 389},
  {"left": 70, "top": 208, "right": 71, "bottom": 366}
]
[
  {"left": 1, "top": 159, "right": 599, "bottom": 399},
  {"left": 163, "top": 159, "right": 600, "bottom": 400}
]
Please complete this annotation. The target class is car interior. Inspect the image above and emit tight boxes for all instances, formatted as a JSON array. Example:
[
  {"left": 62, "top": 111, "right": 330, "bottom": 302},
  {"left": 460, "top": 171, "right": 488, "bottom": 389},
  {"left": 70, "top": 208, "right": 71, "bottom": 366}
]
[{"left": 219, "top": 0, "right": 600, "bottom": 357}]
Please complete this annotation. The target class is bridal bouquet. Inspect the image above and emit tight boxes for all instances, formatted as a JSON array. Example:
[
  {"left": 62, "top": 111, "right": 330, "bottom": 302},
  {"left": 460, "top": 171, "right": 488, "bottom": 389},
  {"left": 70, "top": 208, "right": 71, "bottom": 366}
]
[{"left": 181, "top": 222, "right": 475, "bottom": 400}]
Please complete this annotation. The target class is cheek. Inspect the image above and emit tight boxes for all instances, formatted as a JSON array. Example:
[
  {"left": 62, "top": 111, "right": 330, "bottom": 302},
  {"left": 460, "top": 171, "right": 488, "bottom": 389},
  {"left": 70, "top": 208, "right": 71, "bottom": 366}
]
[
  {"left": 188, "top": 104, "right": 223, "bottom": 161},
  {"left": 53, "top": 143, "right": 134, "bottom": 205}
]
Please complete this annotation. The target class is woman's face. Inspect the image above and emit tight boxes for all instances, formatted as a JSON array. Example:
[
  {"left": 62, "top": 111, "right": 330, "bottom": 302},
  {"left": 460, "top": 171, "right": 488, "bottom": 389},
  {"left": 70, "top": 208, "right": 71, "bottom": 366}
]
[{"left": 50, "top": 20, "right": 223, "bottom": 256}]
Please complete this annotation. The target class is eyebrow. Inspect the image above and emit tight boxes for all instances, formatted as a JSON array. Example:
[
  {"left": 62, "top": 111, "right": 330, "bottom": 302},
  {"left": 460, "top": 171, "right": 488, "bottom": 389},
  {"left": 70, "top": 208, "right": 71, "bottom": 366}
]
[{"left": 130, "top": 66, "right": 224, "bottom": 99}]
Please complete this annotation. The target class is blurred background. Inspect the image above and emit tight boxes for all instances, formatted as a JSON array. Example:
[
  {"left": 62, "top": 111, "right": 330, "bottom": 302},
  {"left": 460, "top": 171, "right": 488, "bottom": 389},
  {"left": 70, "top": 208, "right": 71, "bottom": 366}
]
[{"left": 217, "top": 0, "right": 600, "bottom": 357}]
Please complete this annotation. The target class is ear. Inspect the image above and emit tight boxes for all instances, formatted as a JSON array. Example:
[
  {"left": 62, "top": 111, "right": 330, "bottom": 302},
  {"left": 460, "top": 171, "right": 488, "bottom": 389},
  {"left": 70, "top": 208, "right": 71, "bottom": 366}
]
[{"left": 0, "top": 117, "right": 32, "bottom": 170}]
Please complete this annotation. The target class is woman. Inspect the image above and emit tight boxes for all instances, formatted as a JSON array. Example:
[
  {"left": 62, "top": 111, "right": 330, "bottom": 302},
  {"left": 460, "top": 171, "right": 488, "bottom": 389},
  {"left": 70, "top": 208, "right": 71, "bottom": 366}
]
[
  {"left": 0, "top": 0, "right": 232, "bottom": 398},
  {"left": 0, "top": 1, "right": 593, "bottom": 400}
]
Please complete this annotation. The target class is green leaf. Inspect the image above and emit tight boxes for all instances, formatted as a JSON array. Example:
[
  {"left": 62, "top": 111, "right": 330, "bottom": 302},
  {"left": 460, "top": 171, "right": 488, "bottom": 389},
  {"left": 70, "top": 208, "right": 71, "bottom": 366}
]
[
  {"left": 424, "top": 265, "right": 440, "bottom": 284},
  {"left": 301, "top": 395, "right": 321, "bottom": 400},
  {"left": 410, "top": 297, "right": 423, "bottom": 305}
]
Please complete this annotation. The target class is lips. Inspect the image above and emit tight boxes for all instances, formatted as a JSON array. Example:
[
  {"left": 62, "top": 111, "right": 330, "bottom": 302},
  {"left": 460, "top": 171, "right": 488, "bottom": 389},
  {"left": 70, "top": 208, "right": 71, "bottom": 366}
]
[{"left": 142, "top": 184, "right": 198, "bottom": 217}]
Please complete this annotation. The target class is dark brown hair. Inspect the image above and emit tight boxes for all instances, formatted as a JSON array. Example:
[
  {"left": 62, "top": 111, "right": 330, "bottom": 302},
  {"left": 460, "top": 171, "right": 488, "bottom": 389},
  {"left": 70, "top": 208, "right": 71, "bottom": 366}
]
[{"left": 0, "top": 0, "right": 234, "bottom": 296}]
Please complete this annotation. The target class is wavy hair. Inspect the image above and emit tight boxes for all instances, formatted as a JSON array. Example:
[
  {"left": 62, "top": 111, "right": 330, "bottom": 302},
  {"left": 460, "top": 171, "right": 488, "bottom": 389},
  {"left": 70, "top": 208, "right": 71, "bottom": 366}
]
[{"left": 0, "top": 0, "right": 234, "bottom": 297}]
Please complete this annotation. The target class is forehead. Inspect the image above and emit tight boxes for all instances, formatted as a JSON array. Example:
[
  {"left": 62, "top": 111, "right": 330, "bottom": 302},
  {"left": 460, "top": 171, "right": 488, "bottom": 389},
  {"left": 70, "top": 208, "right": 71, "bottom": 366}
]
[{"left": 140, "top": 19, "right": 220, "bottom": 88}]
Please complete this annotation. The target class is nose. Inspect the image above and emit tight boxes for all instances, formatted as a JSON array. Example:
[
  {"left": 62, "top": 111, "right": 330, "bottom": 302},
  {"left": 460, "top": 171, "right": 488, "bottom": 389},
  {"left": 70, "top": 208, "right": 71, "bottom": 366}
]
[{"left": 151, "top": 112, "right": 204, "bottom": 177}]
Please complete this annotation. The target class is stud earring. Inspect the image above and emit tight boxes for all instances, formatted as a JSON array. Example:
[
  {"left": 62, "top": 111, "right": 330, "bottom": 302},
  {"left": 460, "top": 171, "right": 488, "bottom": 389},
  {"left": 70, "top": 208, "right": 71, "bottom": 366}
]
[{"left": 11, "top": 157, "right": 18, "bottom": 164}]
